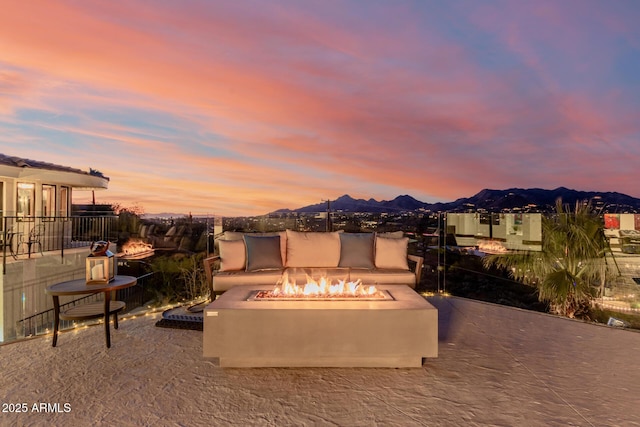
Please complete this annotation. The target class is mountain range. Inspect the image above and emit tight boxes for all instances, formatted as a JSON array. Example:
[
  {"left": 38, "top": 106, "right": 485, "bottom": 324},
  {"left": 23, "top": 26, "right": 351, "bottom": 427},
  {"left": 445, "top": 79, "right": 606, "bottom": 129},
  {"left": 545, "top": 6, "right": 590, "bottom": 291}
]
[{"left": 273, "top": 187, "right": 640, "bottom": 214}]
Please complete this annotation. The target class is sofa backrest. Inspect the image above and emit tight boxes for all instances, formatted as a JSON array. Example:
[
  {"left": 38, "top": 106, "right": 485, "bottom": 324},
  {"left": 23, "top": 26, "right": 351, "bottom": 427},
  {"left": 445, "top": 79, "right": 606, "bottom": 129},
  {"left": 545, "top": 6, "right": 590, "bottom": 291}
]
[
  {"left": 216, "top": 230, "right": 409, "bottom": 272},
  {"left": 285, "top": 230, "right": 341, "bottom": 268}
]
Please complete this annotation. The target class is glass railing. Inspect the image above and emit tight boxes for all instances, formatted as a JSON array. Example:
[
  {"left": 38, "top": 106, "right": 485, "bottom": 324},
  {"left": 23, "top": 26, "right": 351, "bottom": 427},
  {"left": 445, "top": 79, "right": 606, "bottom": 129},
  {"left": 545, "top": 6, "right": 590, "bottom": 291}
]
[
  {"left": 217, "top": 211, "right": 640, "bottom": 326},
  {"left": 3, "top": 209, "right": 638, "bottom": 345},
  {"left": 13, "top": 271, "right": 155, "bottom": 339}
]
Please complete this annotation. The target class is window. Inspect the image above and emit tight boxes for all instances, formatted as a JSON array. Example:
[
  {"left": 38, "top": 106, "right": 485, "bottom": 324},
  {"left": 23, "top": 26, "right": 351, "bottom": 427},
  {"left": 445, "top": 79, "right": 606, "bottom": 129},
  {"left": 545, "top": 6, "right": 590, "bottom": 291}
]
[
  {"left": 43, "top": 184, "right": 56, "bottom": 218},
  {"left": 17, "top": 183, "right": 35, "bottom": 217},
  {"left": 479, "top": 213, "right": 499, "bottom": 225},
  {"left": 60, "top": 186, "right": 70, "bottom": 218}
]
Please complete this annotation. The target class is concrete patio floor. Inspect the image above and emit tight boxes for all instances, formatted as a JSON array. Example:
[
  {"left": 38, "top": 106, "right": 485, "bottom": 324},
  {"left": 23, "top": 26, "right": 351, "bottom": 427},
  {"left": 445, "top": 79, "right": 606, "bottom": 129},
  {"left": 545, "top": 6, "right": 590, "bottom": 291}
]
[{"left": 1, "top": 296, "right": 639, "bottom": 426}]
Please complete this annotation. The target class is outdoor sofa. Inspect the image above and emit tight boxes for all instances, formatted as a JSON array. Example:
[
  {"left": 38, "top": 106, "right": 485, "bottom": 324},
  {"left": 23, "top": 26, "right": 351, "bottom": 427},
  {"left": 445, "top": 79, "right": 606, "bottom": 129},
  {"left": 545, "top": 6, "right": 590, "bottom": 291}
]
[{"left": 203, "top": 230, "right": 424, "bottom": 298}]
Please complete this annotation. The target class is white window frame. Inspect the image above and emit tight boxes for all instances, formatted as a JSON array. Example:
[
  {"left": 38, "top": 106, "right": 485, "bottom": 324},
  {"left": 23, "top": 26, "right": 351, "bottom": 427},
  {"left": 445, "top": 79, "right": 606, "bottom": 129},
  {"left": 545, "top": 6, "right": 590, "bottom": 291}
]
[
  {"left": 17, "top": 182, "right": 35, "bottom": 218},
  {"left": 60, "top": 186, "right": 70, "bottom": 218},
  {"left": 43, "top": 184, "right": 56, "bottom": 218}
]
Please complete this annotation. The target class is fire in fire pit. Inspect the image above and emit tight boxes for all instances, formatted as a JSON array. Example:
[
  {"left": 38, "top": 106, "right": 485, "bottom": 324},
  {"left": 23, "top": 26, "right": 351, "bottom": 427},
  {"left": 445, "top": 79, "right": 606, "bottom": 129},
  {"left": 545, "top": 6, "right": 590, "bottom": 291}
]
[
  {"left": 119, "top": 239, "right": 154, "bottom": 259},
  {"left": 248, "top": 271, "right": 393, "bottom": 301},
  {"left": 478, "top": 240, "right": 508, "bottom": 254}
]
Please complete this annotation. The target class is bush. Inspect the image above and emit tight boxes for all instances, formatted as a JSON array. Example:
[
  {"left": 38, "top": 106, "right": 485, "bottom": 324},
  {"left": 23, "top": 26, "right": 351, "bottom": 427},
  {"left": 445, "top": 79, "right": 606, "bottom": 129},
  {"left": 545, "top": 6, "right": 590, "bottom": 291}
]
[
  {"left": 148, "top": 253, "right": 208, "bottom": 305},
  {"left": 590, "top": 307, "right": 640, "bottom": 329},
  {"left": 418, "top": 251, "right": 548, "bottom": 312}
]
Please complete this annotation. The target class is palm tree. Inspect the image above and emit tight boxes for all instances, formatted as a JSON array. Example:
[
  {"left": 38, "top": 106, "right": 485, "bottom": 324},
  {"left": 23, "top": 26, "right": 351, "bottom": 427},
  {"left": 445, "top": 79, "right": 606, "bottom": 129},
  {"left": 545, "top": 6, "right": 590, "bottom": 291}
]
[{"left": 483, "top": 199, "right": 613, "bottom": 318}]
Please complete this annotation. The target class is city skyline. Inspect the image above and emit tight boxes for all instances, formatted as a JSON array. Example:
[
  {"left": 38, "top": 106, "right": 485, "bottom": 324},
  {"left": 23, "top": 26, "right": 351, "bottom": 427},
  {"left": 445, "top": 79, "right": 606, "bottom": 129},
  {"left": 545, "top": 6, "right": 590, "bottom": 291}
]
[{"left": 1, "top": 1, "right": 639, "bottom": 216}]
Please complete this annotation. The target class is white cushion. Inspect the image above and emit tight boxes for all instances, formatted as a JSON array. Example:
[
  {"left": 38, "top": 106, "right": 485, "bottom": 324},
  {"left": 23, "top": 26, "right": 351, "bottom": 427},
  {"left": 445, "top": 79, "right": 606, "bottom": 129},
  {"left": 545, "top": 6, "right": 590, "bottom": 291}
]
[
  {"left": 285, "top": 230, "right": 341, "bottom": 268},
  {"left": 222, "top": 231, "right": 245, "bottom": 241},
  {"left": 213, "top": 271, "right": 284, "bottom": 292},
  {"left": 377, "top": 231, "right": 404, "bottom": 239},
  {"left": 283, "top": 267, "right": 350, "bottom": 284},
  {"left": 374, "top": 236, "right": 409, "bottom": 270},
  {"left": 218, "top": 239, "right": 246, "bottom": 272}
]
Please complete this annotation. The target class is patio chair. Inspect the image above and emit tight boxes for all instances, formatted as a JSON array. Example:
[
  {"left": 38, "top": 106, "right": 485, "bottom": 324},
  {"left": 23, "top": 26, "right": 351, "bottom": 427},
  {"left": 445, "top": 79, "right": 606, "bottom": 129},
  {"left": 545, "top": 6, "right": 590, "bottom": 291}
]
[
  {"left": 20, "top": 224, "right": 45, "bottom": 257},
  {"left": 1, "top": 225, "right": 19, "bottom": 260}
]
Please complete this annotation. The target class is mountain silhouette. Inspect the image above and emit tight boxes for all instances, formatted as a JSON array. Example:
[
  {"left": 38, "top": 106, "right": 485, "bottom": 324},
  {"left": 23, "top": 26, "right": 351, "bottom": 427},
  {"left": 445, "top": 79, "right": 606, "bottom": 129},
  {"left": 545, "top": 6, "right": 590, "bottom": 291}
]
[{"left": 273, "top": 187, "right": 640, "bottom": 214}]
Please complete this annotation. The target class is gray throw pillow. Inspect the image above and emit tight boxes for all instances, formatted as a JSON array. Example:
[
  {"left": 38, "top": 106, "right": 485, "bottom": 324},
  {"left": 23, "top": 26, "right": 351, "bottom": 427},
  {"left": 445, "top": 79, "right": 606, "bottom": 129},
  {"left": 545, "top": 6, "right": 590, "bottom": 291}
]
[
  {"left": 338, "top": 233, "right": 375, "bottom": 268},
  {"left": 244, "top": 235, "right": 283, "bottom": 271}
]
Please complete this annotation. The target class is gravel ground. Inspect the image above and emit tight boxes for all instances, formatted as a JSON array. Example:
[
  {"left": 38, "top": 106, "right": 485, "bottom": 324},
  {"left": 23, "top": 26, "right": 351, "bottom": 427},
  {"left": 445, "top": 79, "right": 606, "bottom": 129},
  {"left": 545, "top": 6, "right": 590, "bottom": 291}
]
[{"left": 1, "top": 296, "right": 639, "bottom": 426}]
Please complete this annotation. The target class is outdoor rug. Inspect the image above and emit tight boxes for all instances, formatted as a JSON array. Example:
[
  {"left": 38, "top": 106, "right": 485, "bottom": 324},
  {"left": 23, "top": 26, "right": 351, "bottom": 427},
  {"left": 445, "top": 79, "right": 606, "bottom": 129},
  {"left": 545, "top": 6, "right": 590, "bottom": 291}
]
[{"left": 155, "top": 305, "right": 203, "bottom": 331}]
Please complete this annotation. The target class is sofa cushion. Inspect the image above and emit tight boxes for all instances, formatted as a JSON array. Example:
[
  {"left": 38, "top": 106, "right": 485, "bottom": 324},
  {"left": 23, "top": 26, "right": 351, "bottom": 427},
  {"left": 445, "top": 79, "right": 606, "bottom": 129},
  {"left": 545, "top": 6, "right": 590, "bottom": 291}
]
[
  {"left": 221, "top": 231, "right": 245, "bottom": 241},
  {"left": 374, "top": 236, "right": 409, "bottom": 270},
  {"left": 349, "top": 268, "right": 416, "bottom": 288},
  {"left": 338, "top": 233, "right": 375, "bottom": 268},
  {"left": 213, "top": 270, "right": 285, "bottom": 292},
  {"left": 216, "top": 231, "right": 244, "bottom": 255},
  {"left": 218, "top": 239, "right": 246, "bottom": 272},
  {"left": 244, "top": 235, "right": 283, "bottom": 271},
  {"left": 285, "top": 230, "right": 341, "bottom": 268},
  {"left": 283, "top": 267, "right": 351, "bottom": 284},
  {"left": 377, "top": 231, "right": 404, "bottom": 239}
]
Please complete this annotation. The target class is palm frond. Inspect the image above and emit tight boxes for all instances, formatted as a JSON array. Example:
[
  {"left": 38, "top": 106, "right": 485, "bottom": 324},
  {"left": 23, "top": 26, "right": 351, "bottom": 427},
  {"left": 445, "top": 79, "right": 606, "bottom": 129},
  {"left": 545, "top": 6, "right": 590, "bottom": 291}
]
[{"left": 483, "top": 197, "right": 609, "bottom": 317}]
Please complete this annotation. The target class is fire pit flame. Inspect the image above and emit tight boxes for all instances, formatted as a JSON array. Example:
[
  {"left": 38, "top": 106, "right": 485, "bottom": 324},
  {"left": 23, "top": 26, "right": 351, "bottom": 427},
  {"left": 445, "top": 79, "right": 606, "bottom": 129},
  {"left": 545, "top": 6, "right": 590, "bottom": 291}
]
[
  {"left": 253, "top": 271, "right": 387, "bottom": 300},
  {"left": 120, "top": 239, "right": 154, "bottom": 258},
  {"left": 478, "top": 240, "right": 508, "bottom": 254}
]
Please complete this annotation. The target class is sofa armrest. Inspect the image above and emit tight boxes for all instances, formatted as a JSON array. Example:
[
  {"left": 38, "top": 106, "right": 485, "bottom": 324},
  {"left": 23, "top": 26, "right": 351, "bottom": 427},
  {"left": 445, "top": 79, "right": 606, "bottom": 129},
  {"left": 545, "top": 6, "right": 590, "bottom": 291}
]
[
  {"left": 407, "top": 254, "right": 424, "bottom": 285},
  {"left": 203, "top": 255, "right": 221, "bottom": 299}
]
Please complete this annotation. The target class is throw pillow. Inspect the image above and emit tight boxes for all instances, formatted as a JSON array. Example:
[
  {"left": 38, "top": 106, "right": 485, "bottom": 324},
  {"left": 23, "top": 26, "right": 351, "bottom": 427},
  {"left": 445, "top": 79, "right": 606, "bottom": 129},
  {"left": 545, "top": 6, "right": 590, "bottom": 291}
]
[
  {"left": 253, "top": 231, "right": 287, "bottom": 266},
  {"left": 285, "top": 230, "right": 341, "bottom": 268},
  {"left": 218, "top": 239, "right": 246, "bottom": 272},
  {"left": 338, "top": 233, "right": 375, "bottom": 268},
  {"left": 375, "top": 236, "right": 409, "bottom": 270},
  {"left": 221, "top": 231, "right": 287, "bottom": 264},
  {"left": 244, "top": 235, "right": 283, "bottom": 271}
]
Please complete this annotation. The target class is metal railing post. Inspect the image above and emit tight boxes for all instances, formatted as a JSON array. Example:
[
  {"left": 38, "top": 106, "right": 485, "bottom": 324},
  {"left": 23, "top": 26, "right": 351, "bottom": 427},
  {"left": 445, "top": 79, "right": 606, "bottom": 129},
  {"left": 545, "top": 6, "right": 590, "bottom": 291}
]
[
  {"left": 60, "top": 219, "right": 65, "bottom": 261},
  {"left": 2, "top": 217, "right": 7, "bottom": 275}
]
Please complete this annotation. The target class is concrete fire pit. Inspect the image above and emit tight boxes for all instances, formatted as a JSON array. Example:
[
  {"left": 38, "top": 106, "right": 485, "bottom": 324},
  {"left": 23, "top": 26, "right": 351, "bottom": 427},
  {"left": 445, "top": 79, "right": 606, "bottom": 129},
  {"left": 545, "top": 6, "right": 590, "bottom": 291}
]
[{"left": 203, "top": 284, "right": 438, "bottom": 367}]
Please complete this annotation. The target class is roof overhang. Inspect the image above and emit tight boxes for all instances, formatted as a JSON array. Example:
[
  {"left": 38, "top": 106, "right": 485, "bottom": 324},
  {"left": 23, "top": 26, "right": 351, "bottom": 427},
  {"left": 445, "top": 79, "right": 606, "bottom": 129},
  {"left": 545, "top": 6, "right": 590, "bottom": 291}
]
[{"left": 0, "top": 164, "right": 109, "bottom": 190}]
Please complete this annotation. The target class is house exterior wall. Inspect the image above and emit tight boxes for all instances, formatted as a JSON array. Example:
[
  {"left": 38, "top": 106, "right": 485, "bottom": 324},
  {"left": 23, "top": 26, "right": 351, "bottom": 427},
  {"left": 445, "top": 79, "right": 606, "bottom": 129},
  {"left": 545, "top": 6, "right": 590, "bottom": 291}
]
[
  {"left": 0, "top": 161, "right": 108, "bottom": 217},
  {"left": 1, "top": 177, "right": 70, "bottom": 217},
  {"left": 0, "top": 156, "right": 110, "bottom": 342}
]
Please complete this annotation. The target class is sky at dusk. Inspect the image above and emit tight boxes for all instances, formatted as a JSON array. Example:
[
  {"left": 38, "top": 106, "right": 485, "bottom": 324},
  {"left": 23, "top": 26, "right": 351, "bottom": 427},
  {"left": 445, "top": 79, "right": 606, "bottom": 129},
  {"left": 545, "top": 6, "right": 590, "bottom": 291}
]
[{"left": 1, "top": 0, "right": 639, "bottom": 216}]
